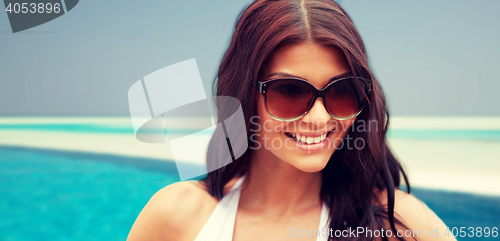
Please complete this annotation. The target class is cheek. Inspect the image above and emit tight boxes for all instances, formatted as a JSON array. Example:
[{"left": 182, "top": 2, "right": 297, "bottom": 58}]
[
  {"left": 340, "top": 118, "right": 356, "bottom": 130},
  {"left": 335, "top": 118, "right": 357, "bottom": 138},
  {"left": 260, "top": 118, "right": 288, "bottom": 136}
]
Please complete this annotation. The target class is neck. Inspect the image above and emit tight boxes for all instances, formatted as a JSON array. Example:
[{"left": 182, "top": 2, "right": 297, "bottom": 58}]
[{"left": 239, "top": 149, "right": 323, "bottom": 215}]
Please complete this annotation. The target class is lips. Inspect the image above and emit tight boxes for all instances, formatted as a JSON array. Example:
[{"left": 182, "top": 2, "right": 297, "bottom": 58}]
[{"left": 284, "top": 130, "right": 334, "bottom": 144}]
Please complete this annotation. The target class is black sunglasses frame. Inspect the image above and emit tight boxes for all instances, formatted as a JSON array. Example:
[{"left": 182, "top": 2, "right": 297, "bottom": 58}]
[{"left": 256, "top": 76, "right": 372, "bottom": 121}]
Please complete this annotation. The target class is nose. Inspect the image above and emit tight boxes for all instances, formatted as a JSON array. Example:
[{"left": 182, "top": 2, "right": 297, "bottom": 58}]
[{"left": 301, "top": 97, "right": 331, "bottom": 125}]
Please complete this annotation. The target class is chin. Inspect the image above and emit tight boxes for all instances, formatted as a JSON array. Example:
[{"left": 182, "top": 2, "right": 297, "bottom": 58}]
[{"left": 292, "top": 156, "right": 330, "bottom": 173}]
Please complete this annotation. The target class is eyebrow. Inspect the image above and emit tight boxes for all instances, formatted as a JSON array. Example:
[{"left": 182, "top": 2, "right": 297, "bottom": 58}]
[
  {"left": 265, "top": 71, "right": 353, "bottom": 82},
  {"left": 265, "top": 72, "right": 305, "bottom": 79}
]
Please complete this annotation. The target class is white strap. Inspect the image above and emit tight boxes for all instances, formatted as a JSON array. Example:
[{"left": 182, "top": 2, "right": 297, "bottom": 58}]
[
  {"left": 316, "top": 203, "right": 330, "bottom": 241},
  {"left": 193, "top": 176, "right": 245, "bottom": 241}
]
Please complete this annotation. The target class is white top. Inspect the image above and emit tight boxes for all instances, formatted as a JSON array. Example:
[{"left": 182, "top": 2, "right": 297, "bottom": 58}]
[{"left": 193, "top": 176, "right": 330, "bottom": 241}]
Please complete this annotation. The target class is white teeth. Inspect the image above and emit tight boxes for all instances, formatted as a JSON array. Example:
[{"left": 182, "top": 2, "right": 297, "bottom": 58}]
[{"left": 289, "top": 132, "right": 329, "bottom": 144}]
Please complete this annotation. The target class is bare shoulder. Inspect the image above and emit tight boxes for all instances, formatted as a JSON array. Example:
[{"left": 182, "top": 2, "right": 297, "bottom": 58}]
[
  {"left": 374, "top": 189, "right": 456, "bottom": 241},
  {"left": 127, "top": 180, "right": 218, "bottom": 241}
]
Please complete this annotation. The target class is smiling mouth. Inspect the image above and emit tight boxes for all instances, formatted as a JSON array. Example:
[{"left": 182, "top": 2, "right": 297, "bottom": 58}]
[{"left": 284, "top": 130, "right": 334, "bottom": 145}]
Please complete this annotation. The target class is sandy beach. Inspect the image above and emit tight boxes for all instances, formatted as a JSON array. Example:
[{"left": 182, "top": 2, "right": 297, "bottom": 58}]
[{"left": 0, "top": 116, "right": 499, "bottom": 196}]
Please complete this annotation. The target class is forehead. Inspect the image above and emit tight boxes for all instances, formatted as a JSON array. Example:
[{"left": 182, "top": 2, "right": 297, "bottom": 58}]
[{"left": 261, "top": 42, "right": 350, "bottom": 89}]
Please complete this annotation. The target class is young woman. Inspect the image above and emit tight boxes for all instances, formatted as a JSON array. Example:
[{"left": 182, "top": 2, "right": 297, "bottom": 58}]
[{"left": 127, "top": 0, "right": 455, "bottom": 240}]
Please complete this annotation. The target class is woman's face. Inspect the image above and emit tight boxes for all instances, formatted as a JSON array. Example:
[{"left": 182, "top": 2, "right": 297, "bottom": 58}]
[{"left": 253, "top": 42, "right": 356, "bottom": 173}]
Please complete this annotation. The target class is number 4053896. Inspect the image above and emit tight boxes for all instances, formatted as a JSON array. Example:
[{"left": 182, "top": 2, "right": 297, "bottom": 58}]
[{"left": 5, "top": 3, "right": 61, "bottom": 14}]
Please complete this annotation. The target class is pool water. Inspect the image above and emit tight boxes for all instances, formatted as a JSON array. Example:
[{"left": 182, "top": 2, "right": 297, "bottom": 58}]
[
  {"left": 0, "top": 146, "right": 498, "bottom": 241},
  {"left": 0, "top": 146, "right": 180, "bottom": 241}
]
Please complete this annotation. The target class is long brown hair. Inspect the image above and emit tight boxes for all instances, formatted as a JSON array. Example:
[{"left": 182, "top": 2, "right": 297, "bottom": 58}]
[{"left": 204, "top": 0, "right": 411, "bottom": 240}]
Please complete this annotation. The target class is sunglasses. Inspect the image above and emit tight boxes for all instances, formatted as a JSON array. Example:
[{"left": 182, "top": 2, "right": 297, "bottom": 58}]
[{"left": 257, "top": 76, "right": 371, "bottom": 121}]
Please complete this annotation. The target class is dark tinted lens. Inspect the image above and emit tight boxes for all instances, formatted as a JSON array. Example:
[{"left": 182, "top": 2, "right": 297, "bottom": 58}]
[
  {"left": 325, "top": 78, "right": 366, "bottom": 117},
  {"left": 265, "top": 79, "right": 314, "bottom": 119}
]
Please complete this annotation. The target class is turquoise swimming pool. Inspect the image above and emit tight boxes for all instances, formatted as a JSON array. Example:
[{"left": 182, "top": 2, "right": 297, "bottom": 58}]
[{"left": 0, "top": 146, "right": 498, "bottom": 241}]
